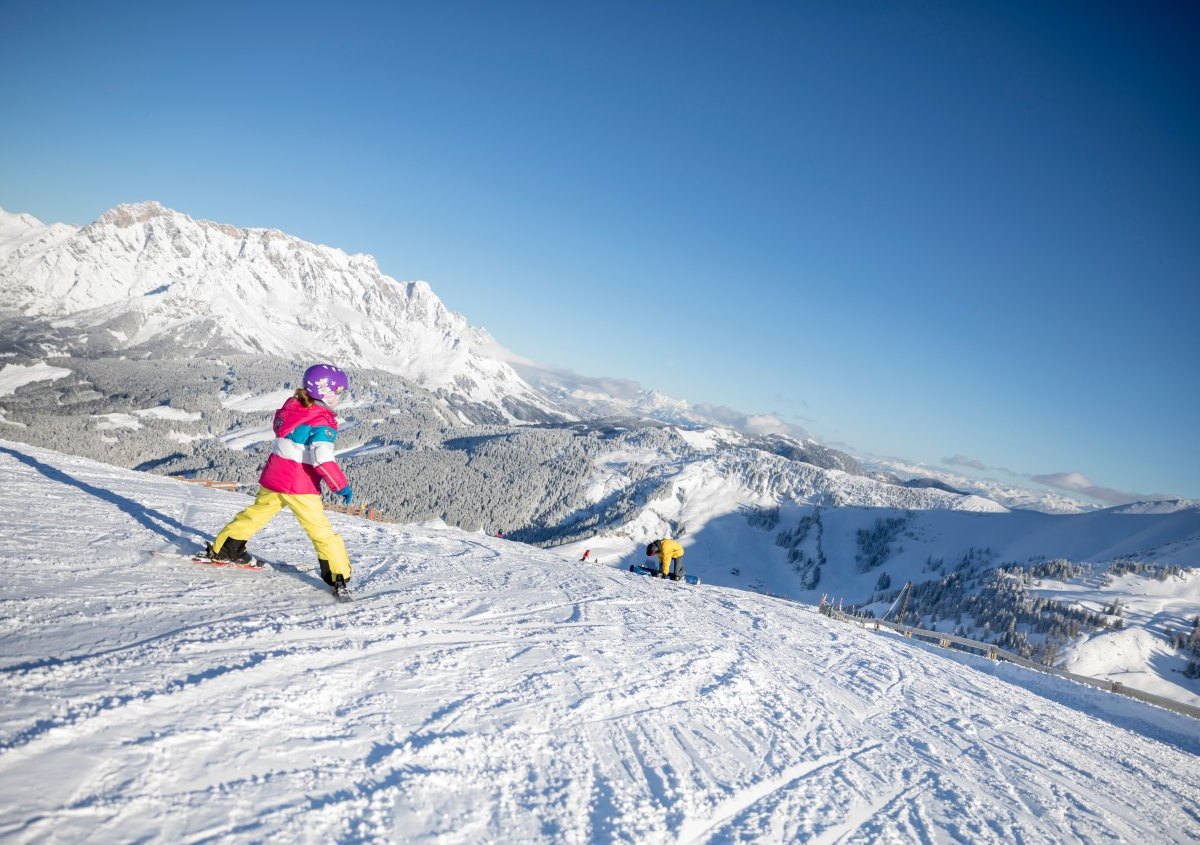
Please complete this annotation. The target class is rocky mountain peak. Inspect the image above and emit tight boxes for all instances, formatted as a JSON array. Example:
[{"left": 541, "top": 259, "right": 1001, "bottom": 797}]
[{"left": 95, "top": 200, "right": 173, "bottom": 228}]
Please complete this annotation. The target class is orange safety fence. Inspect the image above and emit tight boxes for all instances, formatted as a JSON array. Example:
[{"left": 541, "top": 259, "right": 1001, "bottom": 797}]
[
  {"left": 171, "top": 476, "right": 239, "bottom": 491},
  {"left": 170, "top": 476, "right": 394, "bottom": 523},
  {"left": 325, "top": 501, "right": 394, "bottom": 523}
]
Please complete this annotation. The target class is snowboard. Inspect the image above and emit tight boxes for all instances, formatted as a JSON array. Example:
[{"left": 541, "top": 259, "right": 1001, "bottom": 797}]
[{"left": 629, "top": 564, "right": 701, "bottom": 586}]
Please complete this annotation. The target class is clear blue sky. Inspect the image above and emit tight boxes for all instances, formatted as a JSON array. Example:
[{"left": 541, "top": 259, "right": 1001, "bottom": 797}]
[{"left": 2, "top": 1, "right": 1197, "bottom": 502}]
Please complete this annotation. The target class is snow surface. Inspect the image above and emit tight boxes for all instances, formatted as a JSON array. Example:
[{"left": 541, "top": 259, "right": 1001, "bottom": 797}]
[
  {"left": 221, "top": 389, "right": 295, "bottom": 412},
  {"left": 0, "top": 362, "right": 71, "bottom": 397},
  {"left": 219, "top": 424, "right": 278, "bottom": 450},
  {"left": 91, "top": 412, "right": 142, "bottom": 431},
  {"left": 90, "top": 406, "right": 203, "bottom": 432},
  {"left": 134, "top": 405, "right": 203, "bottom": 423},
  {"left": 1037, "top": 569, "right": 1200, "bottom": 698},
  {"left": 2, "top": 439, "right": 1198, "bottom": 843},
  {"left": 1109, "top": 500, "right": 1200, "bottom": 515}
]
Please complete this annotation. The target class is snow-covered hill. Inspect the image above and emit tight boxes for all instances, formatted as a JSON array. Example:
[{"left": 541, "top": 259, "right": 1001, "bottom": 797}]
[
  {"left": 548, "top": 434, "right": 1200, "bottom": 704},
  {"left": 1, "top": 440, "right": 1198, "bottom": 843},
  {"left": 0, "top": 202, "right": 555, "bottom": 421}
]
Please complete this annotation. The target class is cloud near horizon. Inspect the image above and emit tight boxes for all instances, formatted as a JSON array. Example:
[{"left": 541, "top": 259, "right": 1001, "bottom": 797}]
[
  {"left": 1030, "top": 472, "right": 1167, "bottom": 506},
  {"left": 942, "top": 454, "right": 988, "bottom": 471},
  {"left": 939, "top": 455, "right": 1174, "bottom": 505},
  {"left": 692, "top": 404, "right": 810, "bottom": 440}
]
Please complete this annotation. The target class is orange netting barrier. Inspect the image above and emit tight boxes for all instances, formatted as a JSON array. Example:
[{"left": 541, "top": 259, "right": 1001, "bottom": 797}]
[{"left": 171, "top": 476, "right": 394, "bottom": 523}]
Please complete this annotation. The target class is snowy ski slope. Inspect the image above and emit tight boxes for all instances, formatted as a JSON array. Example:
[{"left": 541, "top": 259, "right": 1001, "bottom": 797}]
[{"left": 1, "top": 440, "right": 1197, "bottom": 843}]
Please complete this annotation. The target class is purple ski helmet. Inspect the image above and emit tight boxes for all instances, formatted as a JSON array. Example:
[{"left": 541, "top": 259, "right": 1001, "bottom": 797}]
[{"left": 303, "top": 363, "right": 349, "bottom": 402}]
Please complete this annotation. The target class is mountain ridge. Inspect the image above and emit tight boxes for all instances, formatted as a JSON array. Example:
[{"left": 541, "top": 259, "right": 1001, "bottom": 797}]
[{"left": 0, "top": 201, "right": 558, "bottom": 421}]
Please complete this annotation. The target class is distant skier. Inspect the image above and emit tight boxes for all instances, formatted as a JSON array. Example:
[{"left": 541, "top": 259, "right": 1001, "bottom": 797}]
[
  {"left": 580, "top": 549, "right": 591, "bottom": 562},
  {"left": 646, "top": 539, "right": 685, "bottom": 580},
  {"left": 205, "top": 363, "right": 355, "bottom": 592}
]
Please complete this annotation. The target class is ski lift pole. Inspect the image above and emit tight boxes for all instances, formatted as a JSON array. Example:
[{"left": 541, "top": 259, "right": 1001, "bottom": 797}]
[
  {"left": 897, "top": 581, "right": 912, "bottom": 626},
  {"left": 881, "top": 580, "right": 913, "bottom": 623}
]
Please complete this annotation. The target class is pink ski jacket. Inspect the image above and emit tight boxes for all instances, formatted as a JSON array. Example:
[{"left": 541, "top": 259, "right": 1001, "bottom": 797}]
[{"left": 258, "top": 397, "right": 350, "bottom": 495}]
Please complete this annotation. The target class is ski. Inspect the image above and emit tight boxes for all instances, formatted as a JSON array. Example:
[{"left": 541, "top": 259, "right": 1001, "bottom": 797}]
[
  {"left": 190, "top": 555, "right": 266, "bottom": 570},
  {"left": 152, "top": 549, "right": 351, "bottom": 599},
  {"left": 150, "top": 549, "right": 268, "bottom": 571},
  {"left": 628, "top": 564, "right": 701, "bottom": 586},
  {"left": 149, "top": 548, "right": 306, "bottom": 573}
]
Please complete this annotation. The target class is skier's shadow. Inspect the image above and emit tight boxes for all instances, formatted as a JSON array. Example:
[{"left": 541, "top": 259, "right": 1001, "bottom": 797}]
[{"left": 0, "top": 445, "right": 198, "bottom": 549}]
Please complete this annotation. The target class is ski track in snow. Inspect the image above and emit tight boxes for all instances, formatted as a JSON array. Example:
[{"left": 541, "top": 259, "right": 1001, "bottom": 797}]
[{"left": 1, "top": 441, "right": 1198, "bottom": 843}]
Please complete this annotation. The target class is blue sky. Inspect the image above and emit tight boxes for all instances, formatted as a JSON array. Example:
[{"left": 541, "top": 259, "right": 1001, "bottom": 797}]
[{"left": 2, "top": 1, "right": 1197, "bottom": 502}]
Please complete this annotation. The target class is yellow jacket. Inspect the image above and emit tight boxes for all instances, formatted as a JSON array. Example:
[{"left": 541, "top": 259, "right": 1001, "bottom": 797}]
[{"left": 654, "top": 538, "right": 684, "bottom": 575}]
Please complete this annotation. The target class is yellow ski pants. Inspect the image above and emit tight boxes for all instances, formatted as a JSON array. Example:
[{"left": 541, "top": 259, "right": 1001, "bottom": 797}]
[{"left": 213, "top": 488, "right": 352, "bottom": 580}]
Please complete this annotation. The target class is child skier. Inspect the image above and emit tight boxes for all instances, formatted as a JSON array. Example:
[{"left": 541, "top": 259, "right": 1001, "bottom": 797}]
[
  {"left": 646, "top": 539, "right": 685, "bottom": 580},
  {"left": 206, "top": 363, "right": 355, "bottom": 593}
]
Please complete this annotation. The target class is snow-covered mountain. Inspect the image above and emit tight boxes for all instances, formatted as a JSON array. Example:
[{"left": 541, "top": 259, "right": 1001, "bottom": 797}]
[
  {"left": 0, "top": 201, "right": 861, "bottom": 444},
  {"left": 2, "top": 439, "right": 1198, "bottom": 843},
  {"left": 0, "top": 202, "right": 556, "bottom": 422}
]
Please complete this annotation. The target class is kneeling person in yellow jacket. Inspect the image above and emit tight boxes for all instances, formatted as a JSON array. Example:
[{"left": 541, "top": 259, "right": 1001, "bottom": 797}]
[{"left": 646, "top": 539, "right": 685, "bottom": 580}]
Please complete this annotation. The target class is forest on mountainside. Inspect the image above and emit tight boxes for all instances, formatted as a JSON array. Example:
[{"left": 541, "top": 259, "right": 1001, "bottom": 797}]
[{"left": 0, "top": 354, "right": 700, "bottom": 544}]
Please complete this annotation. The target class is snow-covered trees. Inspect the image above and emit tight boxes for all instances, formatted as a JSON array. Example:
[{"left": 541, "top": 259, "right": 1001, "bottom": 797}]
[
  {"left": 868, "top": 559, "right": 1124, "bottom": 664},
  {"left": 745, "top": 505, "right": 780, "bottom": 531},
  {"left": 854, "top": 514, "right": 911, "bottom": 572},
  {"left": 775, "top": 509, "right": 825, "bottom": 589}
]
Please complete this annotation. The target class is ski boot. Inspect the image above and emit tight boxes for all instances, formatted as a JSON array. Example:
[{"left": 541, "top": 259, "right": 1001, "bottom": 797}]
[
  {"left": 320, "top": 560, "right": 351, "bottom": 599},
  {"left": 206, "top": 538, "right": 259, "bottom": 566}
]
